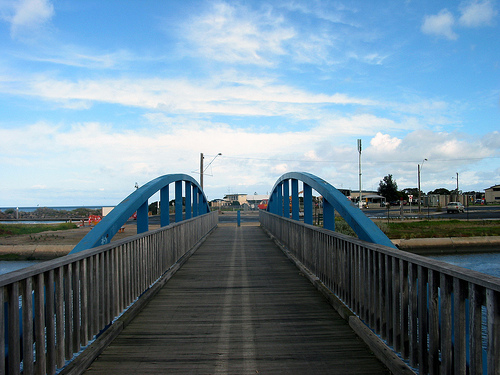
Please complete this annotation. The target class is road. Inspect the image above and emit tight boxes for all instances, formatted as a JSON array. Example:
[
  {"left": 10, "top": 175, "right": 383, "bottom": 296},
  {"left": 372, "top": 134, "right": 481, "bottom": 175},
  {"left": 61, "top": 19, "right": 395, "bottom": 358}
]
[
  {"left": 135, "top": 206, "right": 499, "bottom": 227},
  {"left": 364, "top": 205, "right": 500, "bottom": 220}
]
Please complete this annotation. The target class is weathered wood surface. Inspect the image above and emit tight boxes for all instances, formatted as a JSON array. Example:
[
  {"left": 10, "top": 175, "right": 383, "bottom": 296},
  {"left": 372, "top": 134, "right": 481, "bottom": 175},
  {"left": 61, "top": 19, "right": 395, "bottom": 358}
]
[{"left": 84, "top": 223, "right": 389, "bottom": 374}]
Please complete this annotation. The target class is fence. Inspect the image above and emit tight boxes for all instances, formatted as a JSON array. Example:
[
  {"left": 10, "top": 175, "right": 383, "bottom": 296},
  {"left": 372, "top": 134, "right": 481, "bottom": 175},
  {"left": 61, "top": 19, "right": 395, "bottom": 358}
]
[
  {"left": 260, "top": 210, "right": 500, "bottom": 375},
  {"left": 0, "top": 211, "right": 218, "bottom": 375}
]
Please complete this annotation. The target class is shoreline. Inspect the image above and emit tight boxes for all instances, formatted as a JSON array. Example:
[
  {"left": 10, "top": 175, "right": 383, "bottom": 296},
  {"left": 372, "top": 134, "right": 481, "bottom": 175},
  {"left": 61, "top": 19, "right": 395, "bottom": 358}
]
[{"left": 1, "top": 229, "right": 499, "bottom": 260}]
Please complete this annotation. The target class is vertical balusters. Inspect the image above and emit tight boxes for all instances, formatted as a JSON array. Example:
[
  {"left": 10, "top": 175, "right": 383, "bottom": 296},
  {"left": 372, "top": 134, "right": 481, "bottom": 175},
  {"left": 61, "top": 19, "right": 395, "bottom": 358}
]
[
  {"left": 428, "top": 270, "right": 440, "bottom": 374},
  {"left": 408, "top": 263, "right": 418, "bottom": 367},
  {"left": 55, "top": 267, "right": 64, "bottom": 368},
  {"left": 453, "top": 277, "right": 467, "bottom": 374},
  {"left": 72, "top": 262, "right": 80, "bottom": 354},
  {"left": 22, "top": 277, "right": 34, "bottom": 375},
  {"left": 440, "top": 274, "right": 453, "bottom": 374},
  {"left": 0, "top": 287, "right": 4, "bottom": 374},
  {"left": 469, "top": 284, "right": 484, "bottom": 373},
  {"left": 417, "top": 265, "right": 428, "bottom": 375},
  {"left": 385, "top": 255, "right": 393, "bottom": 345},
  {"left": 80, "top": 258, "right": 88, "bottom": 348},
  {"left": 487, "top": 289, "right": 499, "bottom": 373},
  {"left": 392, "top": 256, "right": 400, "bottom": 352},
  {"left": 8, "top": 282, "right": 20, "bottom": 375},
  {"left": 400, "top": 259, "right": 409, "bottom": 360},
  {"left": 64, "top": 264, "right": 73, "bottom": 361},
  {"left": 45, "top": 270, "right": 56, "bottom": 375}
]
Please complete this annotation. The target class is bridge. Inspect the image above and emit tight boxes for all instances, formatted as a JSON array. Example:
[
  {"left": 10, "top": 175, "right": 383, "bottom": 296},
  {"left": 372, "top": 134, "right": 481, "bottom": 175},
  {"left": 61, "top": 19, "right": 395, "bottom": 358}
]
[{"left": 1, "top": 173, "right": 499, "bottom": 374}]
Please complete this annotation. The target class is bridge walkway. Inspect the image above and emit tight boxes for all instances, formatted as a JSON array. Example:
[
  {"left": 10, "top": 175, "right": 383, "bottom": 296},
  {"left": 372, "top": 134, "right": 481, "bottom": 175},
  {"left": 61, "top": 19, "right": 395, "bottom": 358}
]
[{"left": 83, "top": 223, "right": 389, "bottom": 374}]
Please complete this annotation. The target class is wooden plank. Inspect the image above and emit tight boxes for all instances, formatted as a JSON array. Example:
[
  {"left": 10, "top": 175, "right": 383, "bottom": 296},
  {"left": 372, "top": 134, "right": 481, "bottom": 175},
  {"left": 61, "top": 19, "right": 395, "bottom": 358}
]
[
  {"left": 34, "top": 273, "right": 46, "bottom": 375},
  {"left": 440, "top": 274, "right": 452, "bottom": 374},
  {"left": 45, "top": 270, "right": 56, "bottom": 375},
  {"left": 22, "top": 277, "right": 34, "bottom": 375},
  {"left": 82, "top": 224, "right": 390, "bottom": 375},
  {"left": 428, "top": 270, "right": 439, "bottom": 374},
  {"left": 453, "top": 277, "right": 467, "bottom": 374},
  {"left": 469, "top": 284, "right": 484, "bottom": 374},
  {"left": 487, "top": 289, "right": 499, "bottom": 373},
  {"left": 8, "top": 283, "right": 20, "bottom": 375}
]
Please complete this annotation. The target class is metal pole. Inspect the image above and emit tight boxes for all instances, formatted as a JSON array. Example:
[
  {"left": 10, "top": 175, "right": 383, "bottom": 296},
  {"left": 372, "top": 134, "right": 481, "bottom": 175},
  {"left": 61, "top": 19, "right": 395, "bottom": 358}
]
[
  {"left": 200, "top": 153, "right": 204, "bottom": 190},
  {"left": 418, "top": 164, "right": 421, "bottom": 214},
  {"left": 358, "top": 139, "right": 362, "bottom": 209}
]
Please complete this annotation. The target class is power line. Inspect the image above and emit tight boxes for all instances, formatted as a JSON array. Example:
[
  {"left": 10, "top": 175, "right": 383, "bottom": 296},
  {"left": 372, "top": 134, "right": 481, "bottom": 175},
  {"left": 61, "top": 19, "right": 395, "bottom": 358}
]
[{"left": 218, "top": 154, "right": 500, "bottom": 164}]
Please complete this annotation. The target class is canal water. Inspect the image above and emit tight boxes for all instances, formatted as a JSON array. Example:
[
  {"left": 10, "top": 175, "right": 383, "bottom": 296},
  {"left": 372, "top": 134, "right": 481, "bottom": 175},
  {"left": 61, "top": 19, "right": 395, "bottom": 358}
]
[{"left": 428, "top": 252, "right": 500, "bottom": 278}]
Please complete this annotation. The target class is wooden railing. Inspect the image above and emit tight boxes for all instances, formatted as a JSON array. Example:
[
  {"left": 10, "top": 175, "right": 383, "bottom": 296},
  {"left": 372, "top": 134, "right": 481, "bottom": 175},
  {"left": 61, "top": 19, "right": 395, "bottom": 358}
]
[
  {"left": 0, "top": 211, "right": 218, "bottom": 375},
  {"left": 260, "top": 211, "right": 500, "bottom": 375}
]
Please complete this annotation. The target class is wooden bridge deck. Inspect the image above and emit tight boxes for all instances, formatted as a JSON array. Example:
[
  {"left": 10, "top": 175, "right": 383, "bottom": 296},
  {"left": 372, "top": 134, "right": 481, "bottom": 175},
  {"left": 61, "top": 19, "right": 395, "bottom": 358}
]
[{"left": 83, "top": 223, "right": 390, "bottom": 374}]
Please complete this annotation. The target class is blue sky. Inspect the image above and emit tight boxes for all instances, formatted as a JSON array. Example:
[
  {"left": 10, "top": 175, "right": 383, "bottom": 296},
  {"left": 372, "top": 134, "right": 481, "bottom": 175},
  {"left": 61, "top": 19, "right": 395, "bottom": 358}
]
[{"left": 0, "top": 0, "right": 499, "bottom": 206}]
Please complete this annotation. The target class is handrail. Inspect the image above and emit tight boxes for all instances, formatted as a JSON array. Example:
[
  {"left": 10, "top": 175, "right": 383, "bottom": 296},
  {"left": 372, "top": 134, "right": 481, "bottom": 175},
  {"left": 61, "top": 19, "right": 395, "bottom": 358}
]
[
  {"left": 267, "top": 172, "right": 395, "bottom": 248},
  {"left": 0, "top": 212, "right": 218, "bottom": 375},
  {"left": 260, "top": 210, "right": 500, "bottom": 374},
  {"left": 71, "top": 174, "right": 210, "bottom": 253}
]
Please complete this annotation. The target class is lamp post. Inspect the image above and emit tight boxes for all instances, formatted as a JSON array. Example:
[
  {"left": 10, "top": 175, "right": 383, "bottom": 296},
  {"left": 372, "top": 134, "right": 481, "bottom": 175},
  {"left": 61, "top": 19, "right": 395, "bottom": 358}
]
[
  {"left": 200, "top": 152, "right": 222, "bottom": 190},
  {"left": 357, "top": 139, "right": 362, "bottom": 208},
  {"left": 418, "top": 158, "right": 427, "bottom": 214}
]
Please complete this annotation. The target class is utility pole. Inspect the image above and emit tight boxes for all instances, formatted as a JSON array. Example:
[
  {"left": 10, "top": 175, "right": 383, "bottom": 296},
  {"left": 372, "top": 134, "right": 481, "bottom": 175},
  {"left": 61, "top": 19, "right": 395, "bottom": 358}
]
[
  {"left": 418, "top": 158, "right": 427, "bottom": 214},
  {"left": 200, "top": 153, "right": 204, "bottom": 190},
  {"left": 358, "top": 139, "right": 362, "bottom": 209}
]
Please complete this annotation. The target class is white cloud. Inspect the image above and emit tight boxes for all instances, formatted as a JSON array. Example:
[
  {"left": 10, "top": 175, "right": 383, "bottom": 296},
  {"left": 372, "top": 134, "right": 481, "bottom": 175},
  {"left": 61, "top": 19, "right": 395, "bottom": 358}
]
[
  {"left": 370, "top": 132, "right": 402, "bottom": 151},
  {"left": 459, "top": 0, "right": 498, "bottom": 27},
  {"left": 421, "top": 9, "right": 458, "bottom": 40},
  {"left": 2, "top": 74, "right": 377, "bottom": 118},
  {"left": 4, "top": 0, "right": 54, "bottom": 37},
  {"left": 183, "top": 2, "right": 295, "bottom": 65}
]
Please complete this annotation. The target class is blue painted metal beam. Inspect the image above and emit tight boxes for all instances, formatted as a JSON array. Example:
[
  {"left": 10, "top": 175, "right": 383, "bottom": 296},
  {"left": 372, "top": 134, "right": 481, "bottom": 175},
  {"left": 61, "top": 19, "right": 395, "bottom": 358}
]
[
  {"left": 283, "top": 179, "right": 290, "bottom": 218},
  {"left": 267, "top": 172, "right": 396, "bottom": 248},
  {"left": 192, "top": 186, "right": 198, "bottom": 218},
  {"left": 303, "top": 183, "right": 313, "bottom": 225},
  {"left": 70, "top": 174, "right": 209, "bottom": 253},
  {"left": 137, "top": 201, "right": 149, "bottom": 233},
  {"left": 160, "top": 186, "right": 169, "bottom": 226},
  {"left": 291, "top": 179, "right": 299, "bottom": 220},
  {"left": 175, "top": 180, "right": 183, "bottom": 223},
  {"left": 185, "top": 181, "right": 192, "bottom": 220}
]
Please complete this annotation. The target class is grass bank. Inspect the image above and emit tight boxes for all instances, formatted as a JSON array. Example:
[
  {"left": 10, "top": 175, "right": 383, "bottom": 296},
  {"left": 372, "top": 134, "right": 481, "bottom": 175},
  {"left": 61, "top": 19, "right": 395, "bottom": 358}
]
[
  {"left": 334, "top": 218, "right": 500, "bottom": 240},
  {"left": 0, "top": 223, "right": 78, "bottom": 237},
  {"left": 378, "top": 220, "right": 500, "bottom": 240}
]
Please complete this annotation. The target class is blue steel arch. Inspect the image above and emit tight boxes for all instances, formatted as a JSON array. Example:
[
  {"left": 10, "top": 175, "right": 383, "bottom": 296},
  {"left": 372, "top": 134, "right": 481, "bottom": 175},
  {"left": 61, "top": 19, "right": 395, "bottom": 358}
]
[
  {"left": 70, "top": 174, "right": 210, "bottom": 254},
  {"left": 267, "top": 172, "right": 396, "bottom": 248}
]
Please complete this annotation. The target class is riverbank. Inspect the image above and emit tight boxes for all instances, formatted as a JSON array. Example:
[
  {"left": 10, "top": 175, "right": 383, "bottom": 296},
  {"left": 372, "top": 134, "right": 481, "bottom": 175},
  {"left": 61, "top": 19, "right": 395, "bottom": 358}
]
[
  {"left": 393, "top": 236, "right": 500, "bottom": 255},
  {"left": 1, "top": 221, "right": 500, "bottom": 260},
  {"left": 0, "top": 224, "right": 158, "bottom": 260}
]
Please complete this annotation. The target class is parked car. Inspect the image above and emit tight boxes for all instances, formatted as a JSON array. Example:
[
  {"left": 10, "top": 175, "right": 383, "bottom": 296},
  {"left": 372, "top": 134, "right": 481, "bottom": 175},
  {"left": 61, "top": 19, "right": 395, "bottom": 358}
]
[{"left": 446, "top": 202, "right": 465, "bottom": 213}]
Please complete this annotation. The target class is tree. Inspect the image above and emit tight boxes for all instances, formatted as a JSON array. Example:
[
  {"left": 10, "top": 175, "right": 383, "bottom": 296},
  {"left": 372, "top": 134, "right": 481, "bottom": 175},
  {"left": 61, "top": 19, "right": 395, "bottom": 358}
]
[
  {"left": 378, "top": 174, "right": 399, "bottom": 202},
  {"left": 428, "top": 188, "right": 450, "bottom": 195},
  {"left": 402, "top": 188, "right": 420, "bottom": 199}
]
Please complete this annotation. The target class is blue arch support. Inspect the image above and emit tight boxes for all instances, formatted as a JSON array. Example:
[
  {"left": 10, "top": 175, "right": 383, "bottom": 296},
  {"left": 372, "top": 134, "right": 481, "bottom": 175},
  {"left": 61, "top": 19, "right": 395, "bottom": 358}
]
[
  {"left": 267, "top": 172, "right": 396, "bottom": 248},
  {"left": 70, "top": 174, "right": 210, "bottom": 254}
]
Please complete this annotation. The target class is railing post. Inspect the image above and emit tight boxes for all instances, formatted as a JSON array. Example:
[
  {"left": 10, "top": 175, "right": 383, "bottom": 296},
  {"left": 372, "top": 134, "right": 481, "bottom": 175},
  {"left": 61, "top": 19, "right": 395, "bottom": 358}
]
[
  {"left": 175, "top": 180, "right": 183, "bottom": 222},
  {"left": 304, "top": 183, "right": 313, "bottom": 225},
  {"left": 161, "top": 185, "right": 170, "bottom": 226},
  {"left": 137, "top": 201, "right": 149, "bottom": 233}
]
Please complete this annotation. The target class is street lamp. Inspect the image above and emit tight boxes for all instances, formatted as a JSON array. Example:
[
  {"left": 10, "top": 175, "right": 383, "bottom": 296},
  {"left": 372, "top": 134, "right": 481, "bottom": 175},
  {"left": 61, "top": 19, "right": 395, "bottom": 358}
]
[
  {"left": 200, "top": 153, "right": 222, "bottom": 190},
  {"left": 418, "top": 158, "right": 427, "bottom": 214}
]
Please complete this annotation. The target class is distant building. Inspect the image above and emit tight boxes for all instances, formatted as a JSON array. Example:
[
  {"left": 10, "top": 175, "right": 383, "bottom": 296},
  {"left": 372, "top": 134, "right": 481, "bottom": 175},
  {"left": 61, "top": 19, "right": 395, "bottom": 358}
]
[
  {"left": 485, "top": 184, "right": 500, "bottom": 203},
  {"left": 224, "top": 193, "right": 248, "bottom": 206}
]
